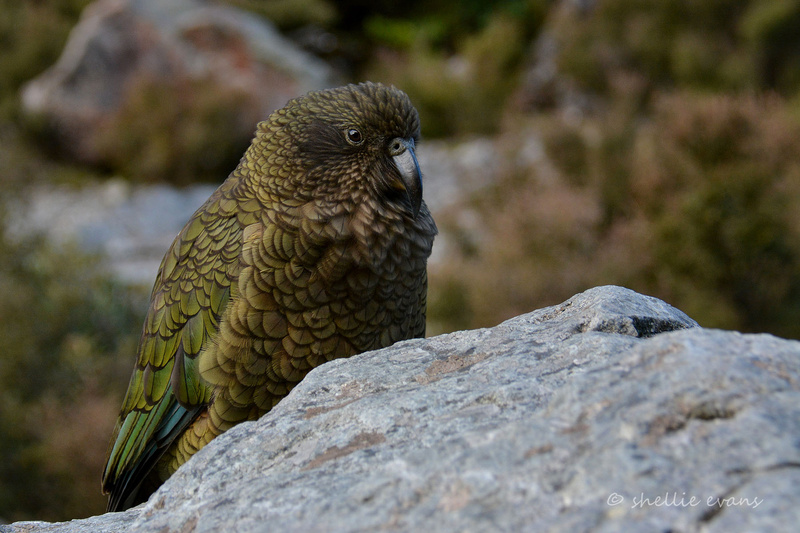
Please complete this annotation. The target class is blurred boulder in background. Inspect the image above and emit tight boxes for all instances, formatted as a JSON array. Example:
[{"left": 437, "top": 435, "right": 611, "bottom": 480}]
[
  {"left": 5, "top": 180, "right": 216, "bottom": 286},
  {"left": 20, "top": 0, "right": 335, "bottom": 178}
]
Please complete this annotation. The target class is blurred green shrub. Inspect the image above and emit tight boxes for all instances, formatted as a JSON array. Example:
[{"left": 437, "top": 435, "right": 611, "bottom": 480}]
[
  {"left": 555, "top": 0, "right": 800, "bottom": 99},
  {"left": 741, "top": 0, "right": 800, "bottom": 91},
  {"left": 224, "top": 0, "right": 338, "bottom": 29},
  {"left": 428, "top": 91, "right": 800, "bottom": 338},
  {"left": 0, "top": 0, "right": 92, "bottom": 118},
  {"left": 427, "top": 151, "right": 605, "bottom": 333},
  {"left": 91, "top": 75, "right": 255, "bottom": 185},
  {"left": 0, "top": 228, "right": 143, "bottom": 521},
  {"left": 364, "top": 1, "right": 549, "bottom": 137},
  {"left": 637, "top": 93, "right": 800, "bottom": 336}
]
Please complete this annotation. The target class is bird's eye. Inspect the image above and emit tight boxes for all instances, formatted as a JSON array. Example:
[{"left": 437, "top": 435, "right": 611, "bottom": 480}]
[{"left": 345, "top": 128, "right": 363, "bottom": 145}]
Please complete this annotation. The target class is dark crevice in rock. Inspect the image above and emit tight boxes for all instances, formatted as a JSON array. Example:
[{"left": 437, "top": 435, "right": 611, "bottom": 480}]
[{"left": 629, "top": 315, "right": 697, "bottom": 337}]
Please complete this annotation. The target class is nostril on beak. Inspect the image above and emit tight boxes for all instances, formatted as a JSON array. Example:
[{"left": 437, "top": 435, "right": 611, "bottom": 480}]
[{"left": 389, "top": 137, "right": 411, "bottom": 156}]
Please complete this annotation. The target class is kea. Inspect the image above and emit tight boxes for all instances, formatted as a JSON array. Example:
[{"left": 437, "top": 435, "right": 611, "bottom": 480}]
[{"left": 101, "top": 82, "right": 437, "bottom": 511}]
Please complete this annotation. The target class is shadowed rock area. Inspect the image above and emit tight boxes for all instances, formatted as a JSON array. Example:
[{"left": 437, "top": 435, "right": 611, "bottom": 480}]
[{"left": 5, "top": 286, "right": 799, "bottom": 532}]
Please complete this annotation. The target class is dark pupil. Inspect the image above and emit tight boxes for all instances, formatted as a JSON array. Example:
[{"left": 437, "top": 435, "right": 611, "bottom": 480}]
[{"left": 347, "top": 129, "right": 362, "bottom": 143}]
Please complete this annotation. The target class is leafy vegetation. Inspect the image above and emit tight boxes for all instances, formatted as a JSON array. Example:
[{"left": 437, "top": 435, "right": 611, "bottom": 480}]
[
  {"left": 423, "top": 0, "right": 800, "bottom": 339},
  {"left": 0, "top": 0, "right": 93, "bottom": 118},
  {"left": 91, "top": 75, "right": 255, "bottom": 184},
  {"left": 0, "top": 229, "right": 144, "bottom": 521},
  {"left": 427, "top": 92, "right": 800, "bottom": 338},
  {"left": 362, "top": 0, "right": 548, "bottom": 137}
]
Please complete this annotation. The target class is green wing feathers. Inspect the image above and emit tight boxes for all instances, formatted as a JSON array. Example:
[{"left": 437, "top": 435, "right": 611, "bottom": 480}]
[{"left": 102, "top": 187, "right": 250, "bottom": 509}]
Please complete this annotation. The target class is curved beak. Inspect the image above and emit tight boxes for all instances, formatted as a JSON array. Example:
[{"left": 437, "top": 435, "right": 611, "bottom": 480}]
[{"left": 389, "top": 137, "right": 423, "bottom": 218}]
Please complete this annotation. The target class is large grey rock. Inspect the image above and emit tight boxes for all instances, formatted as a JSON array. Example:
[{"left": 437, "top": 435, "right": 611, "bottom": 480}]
[
  {"left": 5, "top": 286, "right": 800, "bottom": 532},
  {"left": 20, "top": 0, "right": 334, "bottom": 163}
]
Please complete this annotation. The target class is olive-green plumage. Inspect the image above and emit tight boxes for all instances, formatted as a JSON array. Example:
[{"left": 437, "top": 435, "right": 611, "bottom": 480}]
[{"left": 101, "top": 82, "right": 437, "bottom": 511}]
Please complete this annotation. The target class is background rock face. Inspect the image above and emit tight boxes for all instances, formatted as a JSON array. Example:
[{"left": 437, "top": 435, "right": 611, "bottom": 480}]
[
  {"left": 5, "top": 181, "right": 217, "bottom": 286},
  {"left": 5, "top": 286, "right": 799, "bottom": 532},
  {"left": 20, "top": 0, "right": 333, "bottom": 164}
]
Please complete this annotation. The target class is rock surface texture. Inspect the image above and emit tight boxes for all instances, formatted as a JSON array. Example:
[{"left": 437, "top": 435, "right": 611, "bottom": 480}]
[{"left": 5, "top": 286, "right": 799, "bottom": 532}]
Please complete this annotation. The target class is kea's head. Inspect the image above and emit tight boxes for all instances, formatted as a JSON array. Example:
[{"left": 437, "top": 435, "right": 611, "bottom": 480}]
[{"left": 256, "top": 82, "right": 425, "bottom": 219}]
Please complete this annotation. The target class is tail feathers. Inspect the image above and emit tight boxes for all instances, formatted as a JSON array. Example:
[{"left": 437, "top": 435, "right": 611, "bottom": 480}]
[{"left": 105, "top": 403, "right": 203, "bottom": 512}]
